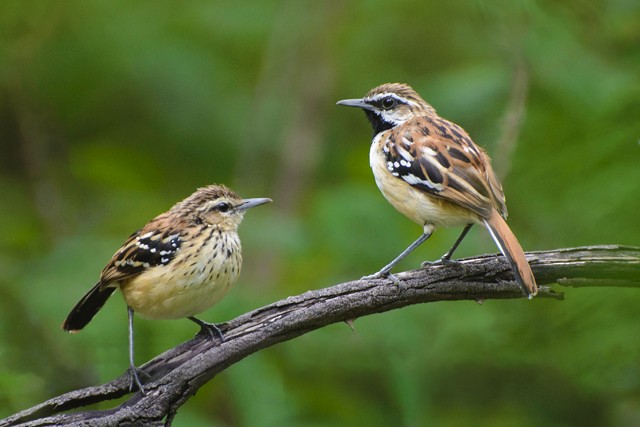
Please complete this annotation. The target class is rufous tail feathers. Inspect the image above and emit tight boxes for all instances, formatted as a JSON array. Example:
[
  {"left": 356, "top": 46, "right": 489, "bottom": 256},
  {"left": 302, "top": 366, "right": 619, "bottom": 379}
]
[{"left": 483, "top": 209, "right": 537, "bottom": 297}]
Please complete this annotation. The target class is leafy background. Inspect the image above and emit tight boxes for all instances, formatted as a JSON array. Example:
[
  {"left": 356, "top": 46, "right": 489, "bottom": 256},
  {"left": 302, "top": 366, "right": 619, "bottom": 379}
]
[{"left": 1, "top": 0, "right": 639, "bottom": 425}]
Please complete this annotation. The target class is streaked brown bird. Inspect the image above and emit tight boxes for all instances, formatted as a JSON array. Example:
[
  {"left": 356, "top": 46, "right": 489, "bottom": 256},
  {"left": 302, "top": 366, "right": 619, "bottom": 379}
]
[
  {"left": 63, "top": 184, "right": 271, "bottom": 391},
  {"left": 337, "top": 83, "right": 537, "bottom": 297}
]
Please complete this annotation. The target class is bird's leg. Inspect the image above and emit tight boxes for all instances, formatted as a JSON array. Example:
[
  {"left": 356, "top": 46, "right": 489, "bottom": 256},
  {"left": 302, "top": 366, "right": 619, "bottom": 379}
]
[
  {"left": 441, "top": 224, "right": 473, "bottom": 262},
  {"left": 364, "top": 225, "right": 434, "bottom": 282},
  {"left": 127, "top": 307, "right": 149, "bottom": 394},
  {"left": 420, "top": 224, "right": 473, "bottom": 267},
  {"left": 188, "top": 316, "right": 225, "bottom": 342}
]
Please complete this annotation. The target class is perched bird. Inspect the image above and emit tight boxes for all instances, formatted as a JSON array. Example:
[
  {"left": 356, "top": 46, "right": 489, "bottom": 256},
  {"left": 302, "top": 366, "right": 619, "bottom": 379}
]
[
  {"left": 337, "top": 83, "right": 537, "bottom": 297},
  {"left": 62, "top": 184, "right": 271, "bottom": 391}
]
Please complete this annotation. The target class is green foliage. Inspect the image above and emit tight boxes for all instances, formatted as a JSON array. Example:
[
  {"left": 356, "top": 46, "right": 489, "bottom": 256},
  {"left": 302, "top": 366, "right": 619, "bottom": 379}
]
[{"left": 1, "top": 0, "right": 639, "bottom": 425}]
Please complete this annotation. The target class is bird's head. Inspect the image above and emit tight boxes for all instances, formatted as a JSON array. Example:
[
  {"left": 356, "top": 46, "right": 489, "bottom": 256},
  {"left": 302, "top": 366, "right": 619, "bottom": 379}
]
[
  {"left": 175, "top": 185, "right": 271, "bottom": 231},
  {"left": 337, "top": 83, "right": 435, "bottom": 136}
]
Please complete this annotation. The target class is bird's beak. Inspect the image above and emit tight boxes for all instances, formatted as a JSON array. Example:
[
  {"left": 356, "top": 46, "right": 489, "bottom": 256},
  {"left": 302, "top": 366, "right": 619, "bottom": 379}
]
[
  {"left": 336, "top": 98, "right": 374, "bottom": 111},
  {"left": 236, "top": 197, "right": 272, "bottom": 211}
]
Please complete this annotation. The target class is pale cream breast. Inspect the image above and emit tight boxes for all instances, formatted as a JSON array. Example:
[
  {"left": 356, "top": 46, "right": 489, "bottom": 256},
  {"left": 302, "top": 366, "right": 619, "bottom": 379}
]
[
  {"left": 369, "top": 137, "right": 478, "bottom": 228},
  {"left": 120, "top": 231, "right": 242, "bottom": 320}
]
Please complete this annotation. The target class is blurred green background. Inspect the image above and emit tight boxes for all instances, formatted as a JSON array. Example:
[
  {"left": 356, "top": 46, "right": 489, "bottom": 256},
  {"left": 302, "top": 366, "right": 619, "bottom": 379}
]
[{"left": 1, "top": 0, "right": 639, "bottom": 425}]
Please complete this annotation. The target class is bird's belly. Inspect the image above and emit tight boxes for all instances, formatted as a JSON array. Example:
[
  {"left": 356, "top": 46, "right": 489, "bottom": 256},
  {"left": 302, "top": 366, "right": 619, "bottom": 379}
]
[
  {"left": 120, "top": 239, "right": 242, "bottom": 320},
  {"left": 370, "top": 142, "right": 477, "bottom": 227}
]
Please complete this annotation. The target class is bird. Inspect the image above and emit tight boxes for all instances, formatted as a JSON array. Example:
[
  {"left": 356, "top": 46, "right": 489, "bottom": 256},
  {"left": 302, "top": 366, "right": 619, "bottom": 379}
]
[
  {"left": 62, "top": 184, "right": 271, "bottom": 392},
  {"left": 337, "top": 82, "right": 537, "bottom": 298}
]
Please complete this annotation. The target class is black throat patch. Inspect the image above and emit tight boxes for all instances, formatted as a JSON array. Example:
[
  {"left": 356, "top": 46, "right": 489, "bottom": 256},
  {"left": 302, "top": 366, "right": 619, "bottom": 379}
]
[{"left": 364, "top": 110, "right": 394, "bottom": 136}]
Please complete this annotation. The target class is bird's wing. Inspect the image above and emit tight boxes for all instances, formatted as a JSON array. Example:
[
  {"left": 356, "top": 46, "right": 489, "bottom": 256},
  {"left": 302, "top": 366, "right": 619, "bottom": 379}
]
[
  {"left": 381, "top": 115, "right": 507, "bottom": 219},
  {"left": 99, "top": 214, "right": 184, "bottom": 286}
]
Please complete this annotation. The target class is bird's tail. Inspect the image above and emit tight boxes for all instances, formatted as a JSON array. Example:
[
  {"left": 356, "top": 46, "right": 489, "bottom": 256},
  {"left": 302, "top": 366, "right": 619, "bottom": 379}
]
[
  {"left": 62, "top": 283, "right": 115, "bottom": 332},
  {"left": 483, "top": 209, "right": 537, "bottom": 298}
]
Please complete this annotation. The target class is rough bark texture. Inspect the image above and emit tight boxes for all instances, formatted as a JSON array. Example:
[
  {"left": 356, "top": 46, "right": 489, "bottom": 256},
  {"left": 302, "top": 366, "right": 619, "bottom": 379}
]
[{"left": 2, "top": 245, "right": 639, "bottom": 426}]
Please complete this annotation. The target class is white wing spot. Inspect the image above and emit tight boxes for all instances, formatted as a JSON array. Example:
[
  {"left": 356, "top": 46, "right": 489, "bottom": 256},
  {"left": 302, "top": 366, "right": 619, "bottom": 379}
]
[
  {"left": 422, "top": 146, "right": 437, "bottom": 156},
  {"left": 402, "top": 173, "right": 444, "bottom": 191},
  {"left": 396, "top": 145, "right": 414, "bottom": 162}
]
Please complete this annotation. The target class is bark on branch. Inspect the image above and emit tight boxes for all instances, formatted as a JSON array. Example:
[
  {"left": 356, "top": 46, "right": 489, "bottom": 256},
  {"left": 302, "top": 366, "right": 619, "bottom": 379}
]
[{"left": 3, "top": 245, "right": 639, "bottom": 426}]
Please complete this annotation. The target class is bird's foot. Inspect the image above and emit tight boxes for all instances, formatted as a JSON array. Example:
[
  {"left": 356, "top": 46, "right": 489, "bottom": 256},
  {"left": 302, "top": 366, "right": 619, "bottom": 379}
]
[
  {"left": 189, "top": 317, "right": 226, "bottom": 342},
  {"left": 421, "top": 256, "right": 459, "bottom": 268},
  {"left": 199, "top": 322, "right": 226, "bottom": 342},
  {"left": 361, "top": 270, "right": 402, "bottom": 285},
  {"left": 128, "top": 366, "right": 150, "bottom": 394}
]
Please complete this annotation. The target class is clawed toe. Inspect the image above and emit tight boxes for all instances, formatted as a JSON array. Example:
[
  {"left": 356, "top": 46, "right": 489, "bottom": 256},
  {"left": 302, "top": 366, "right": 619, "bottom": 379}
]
[
  {"left": 422, "top": 257, "right": 458, "bottom": 268},
  {"left": 361, "top": 272, "right": 384, "bottom": 281},
  {"left": 188, "top": 316, "right": 225, "bottom": 342},
  {"left": 129, "top": 366, "right": 150, "bottom": 394},
  {"left": 361, "top": 271, "right": 402, "bottom": 285},
  {"left": 198, "top": 322, "right": 225, "bottom": 341}
]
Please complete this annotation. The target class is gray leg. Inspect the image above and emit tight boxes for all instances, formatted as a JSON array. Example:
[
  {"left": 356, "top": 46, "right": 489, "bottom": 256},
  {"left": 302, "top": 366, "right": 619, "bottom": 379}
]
[
  {"left": 364, "top": 225, "right": 434, "bottom": 280},
  {"left": 128, "top": 307, "right": 146, "bottom": 393},
  {"left": 441, "top": 224, "right": 473, "bottom": 262}
]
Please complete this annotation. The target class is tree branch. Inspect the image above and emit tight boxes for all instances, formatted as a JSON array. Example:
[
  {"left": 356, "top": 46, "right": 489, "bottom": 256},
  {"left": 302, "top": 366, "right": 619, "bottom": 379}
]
[{"left": 3, "top": 245, "right": 639, "bottom": 426}]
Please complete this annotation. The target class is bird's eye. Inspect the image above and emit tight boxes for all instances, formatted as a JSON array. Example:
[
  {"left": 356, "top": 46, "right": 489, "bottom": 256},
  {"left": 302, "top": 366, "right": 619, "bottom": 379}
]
[
  {"left": 381, "top": 97, "right": 396, "bottom": 110},
  {"left": 215, "top": 202, "right": 231, "bottom": 213}
]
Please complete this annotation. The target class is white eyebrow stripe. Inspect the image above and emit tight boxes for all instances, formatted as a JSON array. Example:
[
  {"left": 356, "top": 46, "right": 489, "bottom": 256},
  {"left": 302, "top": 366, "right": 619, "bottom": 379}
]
[{"left": 367, "top": 92, "right": 409, "bottom": 103}]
